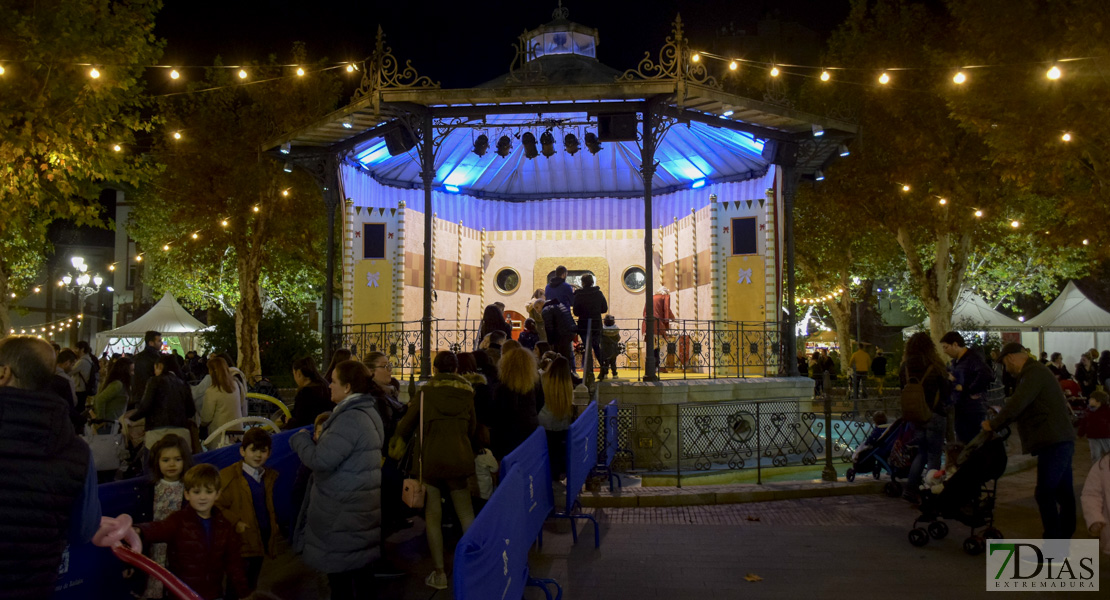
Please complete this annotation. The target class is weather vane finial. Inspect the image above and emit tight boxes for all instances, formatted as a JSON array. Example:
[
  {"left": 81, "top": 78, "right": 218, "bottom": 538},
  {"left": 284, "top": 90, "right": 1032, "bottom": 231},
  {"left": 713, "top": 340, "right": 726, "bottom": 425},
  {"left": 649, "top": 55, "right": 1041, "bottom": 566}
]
[{"left": 553, "top": 1, "right": 569, "bottom": 20}]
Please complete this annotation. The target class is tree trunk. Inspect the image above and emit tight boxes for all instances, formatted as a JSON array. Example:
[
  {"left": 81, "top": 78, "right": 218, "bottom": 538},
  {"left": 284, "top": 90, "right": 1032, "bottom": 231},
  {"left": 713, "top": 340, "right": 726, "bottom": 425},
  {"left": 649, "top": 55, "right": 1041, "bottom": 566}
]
[
  {"left": 0, "top": 268, "right": 11, "bottom": 341},
  {"left": 825, "top": 281, "right": 853, "bottom": 376},
  {"left": 236, "top": 250, "right": 264, "bottom": 379},
  {"left": 896, "top": 227, "right": 970, "bottom": 342}
]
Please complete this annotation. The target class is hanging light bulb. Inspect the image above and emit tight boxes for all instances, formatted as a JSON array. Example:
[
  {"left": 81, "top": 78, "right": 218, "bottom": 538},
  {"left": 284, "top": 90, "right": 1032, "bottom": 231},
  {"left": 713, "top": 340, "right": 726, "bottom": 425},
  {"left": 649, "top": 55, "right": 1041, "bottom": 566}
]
[
  {"left": 281, "top": 189, "right": 290, "bottom": 197},
  {"left": 221, "top": 219, "right": 229, "bottom": 227},
  {"left": 878, "top": 72, "right": 890, "bottom": 85},
  {"left": 938, "top": 198, "right": 947, "bottom": 205},
  {"left": 296, "top": 67, "right": 305, "bottom": 77},
  {"left": 1061, "top": 132, "right": 1072, "bottom": 142},
  {"left": 0, "top": 64, "right": 5, "bottom": 76},
  {"left": 162, "top": 244, "right": 170, "bottom": 251},
  {"left": 1082, "top": 239, "right": 1089, "bottom": 245},
  {"left": 173, "top": 131, "right": 182, "bottom": 140},
  {"left": 112, "top": 144, "right": 122, "bottom": 152},
  {"left": 170, "top": 69, "right": 180, "bottom": 80},
  {"left": 252, "top": 205, "right": 260, "bottom": 213},
  {"left": 1010, "top": 220, "right": 1021, "bottom": 228},
  {"left": 953, "top": 71, "right": 966, "bottom": 84},
  {"left": 770, "top": 66, "right": 780, "bottom": 77},
  {"left": 820, "top": 70, "right": 831, "bottom": 82},
  {"left": 691, "top": 52, "right": 700, "bottom": 63},
  {"left": 974, "top": 209, "right": 983, "bottom": 218},
  {"left": 902, "top": 184, "right": 910, "bottom": 192},
  {"left": 191, "top": 232, "right": 199, "bottom": 239},
  {"left": 238, "top": 69, "right": 247, "bottom": 79},
  {"left": 108, "top": 264, "right": 115, "bottom": 271},
  {"left": 1047, "top": 65, "right": 1061, "bottom": 80},
  {"left": 33, "top": 287, "right": 40, "bottom": 294},
  {"left": 89, "top": 67, "right": 101, "bottom": 79},
  {"left": 729, "top": 61, "right": 738, "bottom": 71}
]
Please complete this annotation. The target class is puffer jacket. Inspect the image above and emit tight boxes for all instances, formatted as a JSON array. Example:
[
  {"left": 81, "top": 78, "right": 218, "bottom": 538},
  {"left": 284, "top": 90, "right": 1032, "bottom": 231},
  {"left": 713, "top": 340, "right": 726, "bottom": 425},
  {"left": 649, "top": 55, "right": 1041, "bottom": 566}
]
[
  {"left": 131, "top": 372, "right": 195, "bottom": 430},
  {"left": 1081, "top": 455, "right": 1110, "bottom": 554},
  {"left": 137, "top": 505, "right": 248, "bottom": 600},
  {"left": 290, "top": 394, "right": 384, "bottom": 573},
  {"left": 572, "top": 285, "right": 608, "bottom": 332},
  {"left": 395, "top": 373, "right": 477, "bottom": 480}
]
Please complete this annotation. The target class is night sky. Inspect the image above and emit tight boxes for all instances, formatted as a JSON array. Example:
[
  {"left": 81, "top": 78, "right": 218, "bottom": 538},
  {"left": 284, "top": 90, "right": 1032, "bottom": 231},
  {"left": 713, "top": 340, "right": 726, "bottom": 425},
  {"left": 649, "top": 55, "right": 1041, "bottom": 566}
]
[{"left": 155, "top": 0, "right": 852, "bottom": 88}]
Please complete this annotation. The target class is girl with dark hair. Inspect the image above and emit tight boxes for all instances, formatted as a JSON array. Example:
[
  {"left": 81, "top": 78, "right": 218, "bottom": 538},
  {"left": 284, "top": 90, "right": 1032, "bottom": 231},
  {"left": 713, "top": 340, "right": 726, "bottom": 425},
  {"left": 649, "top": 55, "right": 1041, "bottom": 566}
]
[
  {"left": 129, "top": 354, "right": 195, "bottom": 449},
  {"left": 900, "top": 332, "right": 952, "bottom": 503},
  {"left": 283, "top": 356, "right": 333, "bottom": 430},
  {"left": 135, "top": 433, "right": 194, "bottom": 599},
  {"left": 291, "top": 359, "right": 383, "bottom": 599},
  {"left": 89, "top": 356, "right": 133, "bottom": 422},
  {"left": 324, "top": 348, "right": 354, "bottom": 383},
  {"left": 476, "top": 304, "right": 512, "bottom": 351}
]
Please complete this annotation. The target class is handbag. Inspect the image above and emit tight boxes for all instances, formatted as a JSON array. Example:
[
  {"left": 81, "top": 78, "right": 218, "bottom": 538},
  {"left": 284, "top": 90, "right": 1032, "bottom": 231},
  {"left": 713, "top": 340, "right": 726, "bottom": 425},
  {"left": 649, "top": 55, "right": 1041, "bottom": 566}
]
[
  {"left": 900, "top": 366, "right": 936, "bottom": 424},
  {"left": 401, "top": 391, "right": 426, "bottom": 509},
  {"left": 83, "top": 419, "right": 123, "bottom": 471}
]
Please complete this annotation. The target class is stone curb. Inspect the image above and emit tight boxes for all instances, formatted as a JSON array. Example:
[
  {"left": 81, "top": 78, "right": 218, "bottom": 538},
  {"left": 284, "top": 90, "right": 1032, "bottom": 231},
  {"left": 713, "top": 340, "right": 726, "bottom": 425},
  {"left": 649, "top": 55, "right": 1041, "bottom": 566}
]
[{"left": 580, "top": 453, "right": 1038, "bottom": 509}]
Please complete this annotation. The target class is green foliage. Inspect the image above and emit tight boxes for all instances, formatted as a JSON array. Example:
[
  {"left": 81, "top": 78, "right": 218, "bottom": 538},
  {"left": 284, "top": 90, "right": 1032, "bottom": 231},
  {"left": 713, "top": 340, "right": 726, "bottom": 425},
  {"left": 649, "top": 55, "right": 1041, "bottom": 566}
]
[
  {"left": 0, "top": 0, "right": 164, "bottom": 336},
  {"left": 201, "top": 309, "right": 321, "bottom": 386}
]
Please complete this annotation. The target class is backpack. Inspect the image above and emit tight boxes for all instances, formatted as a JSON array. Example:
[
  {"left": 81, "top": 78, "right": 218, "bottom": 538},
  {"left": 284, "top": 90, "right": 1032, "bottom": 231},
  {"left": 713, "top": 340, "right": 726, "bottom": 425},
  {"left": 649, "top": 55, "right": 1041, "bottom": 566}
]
[{"left": 901, "top": 365, "right": 938, "bottom": 424}]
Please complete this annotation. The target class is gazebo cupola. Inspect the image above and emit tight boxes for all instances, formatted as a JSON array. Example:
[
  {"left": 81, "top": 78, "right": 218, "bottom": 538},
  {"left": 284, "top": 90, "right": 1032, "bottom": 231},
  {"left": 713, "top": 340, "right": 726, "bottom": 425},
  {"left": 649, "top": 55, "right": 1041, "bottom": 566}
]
[{"left": 522, "top": 2, "right": 599, "bottom": 61}]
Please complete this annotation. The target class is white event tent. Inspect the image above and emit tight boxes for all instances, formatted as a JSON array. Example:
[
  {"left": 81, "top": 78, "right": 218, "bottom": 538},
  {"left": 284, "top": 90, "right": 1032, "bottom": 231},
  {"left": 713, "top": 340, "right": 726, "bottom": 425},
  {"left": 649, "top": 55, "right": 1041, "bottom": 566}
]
[
  {"left": 1023, "top": 281, "right": 1110, "bottom": 368},
  {"left": 903, "top": 291, "right": 1023, "bottom": 337},
  {"left": 95, "top": 292, "right": 210, "bottom": 355}
]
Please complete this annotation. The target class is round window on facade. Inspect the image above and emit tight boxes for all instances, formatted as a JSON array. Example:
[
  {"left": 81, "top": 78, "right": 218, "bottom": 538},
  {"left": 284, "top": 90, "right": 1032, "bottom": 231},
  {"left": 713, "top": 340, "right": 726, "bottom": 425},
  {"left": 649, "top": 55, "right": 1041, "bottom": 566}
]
[
  {"left": 622, "top": 266, "right": 647, "bottom": 293},
  {"left": 495, "top": 267, "right": 521, "bottom": 294}
]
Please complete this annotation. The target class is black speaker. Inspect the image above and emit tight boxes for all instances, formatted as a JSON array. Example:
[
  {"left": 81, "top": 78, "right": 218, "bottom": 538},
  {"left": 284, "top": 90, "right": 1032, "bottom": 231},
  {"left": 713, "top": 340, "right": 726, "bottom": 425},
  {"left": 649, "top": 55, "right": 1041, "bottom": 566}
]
[
  {"left": 385, "top": 128, "right": 417, "bottom": 156},
  {"left": 598, "top": 113, "right": 639, "bottom": 141}
]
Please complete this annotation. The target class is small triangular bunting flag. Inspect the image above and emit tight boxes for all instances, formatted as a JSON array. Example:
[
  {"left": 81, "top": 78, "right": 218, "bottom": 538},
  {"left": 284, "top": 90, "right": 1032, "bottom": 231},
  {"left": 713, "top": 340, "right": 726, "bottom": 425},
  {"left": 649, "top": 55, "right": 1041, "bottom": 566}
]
[
  {"left": 758, "top": 198, "right": 765, "bottom": 208},
  {"left": 746, "top": 200, "right": 753, "bottom": 210},
  {"left": 355, "top": 206, "right": 362, "bottom": 215},
  {"left": 378, "top": 207, "right": 385, "bottom": 216},
  {"left": 390, "top": 208, "right": 397, "bottom": 216}
]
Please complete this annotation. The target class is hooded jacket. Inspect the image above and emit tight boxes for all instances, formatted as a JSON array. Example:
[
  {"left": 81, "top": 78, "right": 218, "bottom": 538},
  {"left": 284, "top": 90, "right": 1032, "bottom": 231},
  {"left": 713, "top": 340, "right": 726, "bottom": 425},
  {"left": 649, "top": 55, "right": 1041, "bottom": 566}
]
[
  {"left": 544, "top": 276, "right": 575, "bottom": 309},
  {"left": 572, "top": 286, "right": 609, "bottom": 332},
  {"left": 541, "top": 298, "right": 577, "bottom": 343},
  {"left": 395, "top": 373, "right": 478, "bottom": 480},
  {"left": 290, "top": 393, "right": 384, "bottom": 573}
]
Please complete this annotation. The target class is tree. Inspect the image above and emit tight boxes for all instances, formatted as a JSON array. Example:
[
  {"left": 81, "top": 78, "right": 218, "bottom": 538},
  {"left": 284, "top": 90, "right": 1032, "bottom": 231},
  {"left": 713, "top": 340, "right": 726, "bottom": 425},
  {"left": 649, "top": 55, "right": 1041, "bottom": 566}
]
[
  {"left": 129, "top": 47, "right": 340, "bottom": 377},
  {"left": 0, "top": 0, "right": 163, "bottom": 338},
  {"left": 945, "top": 0, "right": 1110, "bottom": 252},
  {"left": 801, "top": 0, "right": 1092, "bottom": 341}
]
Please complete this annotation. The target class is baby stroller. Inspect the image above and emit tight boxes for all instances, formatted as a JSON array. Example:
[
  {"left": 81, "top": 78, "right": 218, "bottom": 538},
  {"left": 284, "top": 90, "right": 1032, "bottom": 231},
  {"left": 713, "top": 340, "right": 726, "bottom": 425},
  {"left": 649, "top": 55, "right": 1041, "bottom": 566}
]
[
  {"left": 845, "top": 418, "right": 915, "bottom": 497},
  {"left": 907, "top": 428, "right": 1009, "bottom": 555}
]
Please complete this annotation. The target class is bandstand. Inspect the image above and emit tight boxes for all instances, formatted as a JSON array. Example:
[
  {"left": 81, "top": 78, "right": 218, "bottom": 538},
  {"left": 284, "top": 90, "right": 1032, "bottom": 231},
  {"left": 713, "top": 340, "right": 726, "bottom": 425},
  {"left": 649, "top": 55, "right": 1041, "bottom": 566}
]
[{"left": 266, "top": 5, "right": 854, "bottom": 394}]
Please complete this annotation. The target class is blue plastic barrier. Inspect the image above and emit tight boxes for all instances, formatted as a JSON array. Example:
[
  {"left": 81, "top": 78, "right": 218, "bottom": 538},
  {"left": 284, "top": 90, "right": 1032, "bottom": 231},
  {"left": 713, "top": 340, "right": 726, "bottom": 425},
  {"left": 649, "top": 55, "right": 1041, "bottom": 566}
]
[
  {"left": 54, "top": 426, "right": 309, "bottom": 599},
  {"left": 602, "top": 400, "right": 622, "bottom": 491},
  {"left": 499, "top": 427, "right": 555, "bottom": 537},
  {"left": 551, "top": 401, "right": 600, "bottom": 547}
]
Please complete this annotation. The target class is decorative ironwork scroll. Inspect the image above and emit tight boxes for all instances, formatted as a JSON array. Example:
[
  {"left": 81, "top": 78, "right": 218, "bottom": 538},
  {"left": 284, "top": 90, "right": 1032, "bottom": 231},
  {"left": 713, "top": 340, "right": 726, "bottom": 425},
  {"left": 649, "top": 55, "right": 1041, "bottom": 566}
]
[
  {"left": 354, "top": 26, "right": 440, "bottom": 113},
  {"left": 506, "top": 31, "right": 547, "bottom": 86},
  {"left": 617, "top": 14, "right": 719, "bottom": 100}
]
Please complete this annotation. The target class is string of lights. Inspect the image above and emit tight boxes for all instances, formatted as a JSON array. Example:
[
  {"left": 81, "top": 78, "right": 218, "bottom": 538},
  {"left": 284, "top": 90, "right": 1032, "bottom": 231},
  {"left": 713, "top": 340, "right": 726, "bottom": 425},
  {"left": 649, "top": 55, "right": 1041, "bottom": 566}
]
[
  {"left": 798, "top": 288, "right": 846, "bottom": 305},
  {"left": 8, "top": 314, "right": 84, "bottom": 337}
]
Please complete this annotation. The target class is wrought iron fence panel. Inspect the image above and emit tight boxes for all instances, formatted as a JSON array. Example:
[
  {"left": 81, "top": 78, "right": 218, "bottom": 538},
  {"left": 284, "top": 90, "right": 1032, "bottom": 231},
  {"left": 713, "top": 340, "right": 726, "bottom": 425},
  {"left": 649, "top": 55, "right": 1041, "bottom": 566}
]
[{"left": 678, "top": 403, "right": 757, "bottom": 471}]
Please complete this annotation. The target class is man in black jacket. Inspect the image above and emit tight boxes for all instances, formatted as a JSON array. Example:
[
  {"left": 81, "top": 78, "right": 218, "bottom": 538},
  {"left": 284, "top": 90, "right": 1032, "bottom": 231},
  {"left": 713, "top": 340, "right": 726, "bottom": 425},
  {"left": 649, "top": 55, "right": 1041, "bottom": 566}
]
[
  {"left": 0, "top": 335, "right": 101, "bottom": 599},
  {"left": 131, "top": 329, "right": 162, "bottom": 406},
  {"left": 940, "top": 331, "right": 995, "bottom": 444},
  {"left": 542, "top": 297, "right": 577, "bottom": 372},
  {"left": 572, "top": 274, "right": 608, "bottom": 373}
]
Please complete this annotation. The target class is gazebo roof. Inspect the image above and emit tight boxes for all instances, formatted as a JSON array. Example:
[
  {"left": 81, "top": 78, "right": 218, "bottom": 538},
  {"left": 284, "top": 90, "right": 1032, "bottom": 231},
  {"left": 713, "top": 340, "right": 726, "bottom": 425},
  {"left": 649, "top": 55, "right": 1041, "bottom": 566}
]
[{"left": 266, "top": 10, "right": 855, "bottom": 199}]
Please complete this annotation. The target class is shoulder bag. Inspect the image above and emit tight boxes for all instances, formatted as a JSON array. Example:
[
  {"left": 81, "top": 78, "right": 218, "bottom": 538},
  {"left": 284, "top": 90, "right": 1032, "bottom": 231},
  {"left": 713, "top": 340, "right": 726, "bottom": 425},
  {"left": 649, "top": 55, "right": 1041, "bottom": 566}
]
[
  {"left": 900, "top": 365, "right": 936, "bottom": 424},
  {"left": 401, "top": 391, "right": 426, "bottom": 509}
]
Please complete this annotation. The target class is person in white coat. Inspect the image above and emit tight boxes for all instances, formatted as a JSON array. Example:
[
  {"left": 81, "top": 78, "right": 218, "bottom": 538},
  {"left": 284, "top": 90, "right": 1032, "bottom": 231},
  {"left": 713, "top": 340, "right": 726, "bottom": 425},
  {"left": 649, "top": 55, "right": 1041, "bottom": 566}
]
[
  {"left": 1081, "top": 454, "right": 1110, "bottom": 555},
  {"left": 200, "top": 356, "right": 243, "bottom": 434}
]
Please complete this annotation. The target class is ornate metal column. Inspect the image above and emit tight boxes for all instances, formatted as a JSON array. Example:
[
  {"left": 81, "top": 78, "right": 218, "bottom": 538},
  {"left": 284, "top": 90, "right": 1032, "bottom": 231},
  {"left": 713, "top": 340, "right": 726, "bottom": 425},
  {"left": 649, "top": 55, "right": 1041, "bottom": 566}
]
[
  {"left": 419, "top": 111, "right": 435, "bottom": 379},
  {"left": 781, "top": 164, "right": 801, "bottom": 377},
  {"left": 642, "top": 101, "right": 659, "bottom": 382}
]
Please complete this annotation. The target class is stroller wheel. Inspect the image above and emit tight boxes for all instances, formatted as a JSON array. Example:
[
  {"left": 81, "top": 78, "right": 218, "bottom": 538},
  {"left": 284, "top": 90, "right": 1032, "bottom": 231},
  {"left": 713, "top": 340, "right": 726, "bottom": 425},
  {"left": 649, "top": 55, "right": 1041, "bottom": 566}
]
[
  {"left": 846, "top": 468, "right": 856, "bottom": 482},
  {"left": 963, "top": 536, "right": 985, "bottom": 555},
  {"left": 908, "top": 528, "right": 929, "bottom": 547},
  {"left": 982, "top": 527, "right": 1003, "bottom": 540},
  {"left": 928, "top": 521, "right": 949, "bottom": 540},
  {"left": 884, "top": 481, "right": 903, "bottom": 498}
]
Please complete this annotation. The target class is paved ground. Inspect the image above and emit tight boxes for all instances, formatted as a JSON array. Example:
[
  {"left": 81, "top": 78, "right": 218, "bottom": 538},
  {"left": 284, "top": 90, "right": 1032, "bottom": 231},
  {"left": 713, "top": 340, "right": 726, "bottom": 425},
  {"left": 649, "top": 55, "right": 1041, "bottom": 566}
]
[{"left": 259, "top": 446, "right": 1109, "bottom": 599}]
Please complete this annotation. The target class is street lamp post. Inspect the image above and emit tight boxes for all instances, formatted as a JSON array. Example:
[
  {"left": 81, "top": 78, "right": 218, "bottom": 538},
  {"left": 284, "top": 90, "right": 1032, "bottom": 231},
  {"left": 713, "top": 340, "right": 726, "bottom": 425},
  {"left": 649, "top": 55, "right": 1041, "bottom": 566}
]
[{"left": 59, "top": 256, "right": 103, "bottom": 343}]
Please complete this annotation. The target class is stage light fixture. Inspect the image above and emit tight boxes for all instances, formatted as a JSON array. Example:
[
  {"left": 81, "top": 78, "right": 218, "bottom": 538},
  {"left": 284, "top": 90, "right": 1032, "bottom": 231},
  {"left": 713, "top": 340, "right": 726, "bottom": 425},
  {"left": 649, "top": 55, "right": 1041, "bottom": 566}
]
[
  {"left": 280, "top": 142, "right": 291, "bottom": 154},
  {"left": 496, "top": 135, "right": 512, "bottom": 158},
  {"left": 838, "top": 144, "right": 850, "bottom": 156},
  {"left": 472, "top": 134, "right": 489, "bottom": 157},
  {"left": 584, "top": 132, "right": 603, "bottom": 155},
  {"left": 283, "top": 162, "right": 293, "bottom": 173},
  {"left": 812, "top": 124, "right": 824, "bottom": 137},
  {"left": 539, "top": 130, "right": 556, "bottom": 158},
  {"left": 814, "top": 170, "right": 825, "bottom": 181},
  {"left": 521, "top": 132, "right": 538, "bottom": 159},
  {"left": 563, "top": 133, "right": 580, "bottom": 156}
]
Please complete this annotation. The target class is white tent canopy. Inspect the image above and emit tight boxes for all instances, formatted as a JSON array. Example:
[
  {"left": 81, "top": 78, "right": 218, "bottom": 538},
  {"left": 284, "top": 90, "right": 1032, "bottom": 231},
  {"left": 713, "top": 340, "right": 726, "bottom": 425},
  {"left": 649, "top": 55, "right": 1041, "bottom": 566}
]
[
  {"left": 1024, "top": 281, "right": 1110, "bottom": 368},
  {"left": 95, "top": 292, "right": 211, "bottom": 354},
  {"left": 903, "top": 291, "right": 1023, "bottom": 336}
]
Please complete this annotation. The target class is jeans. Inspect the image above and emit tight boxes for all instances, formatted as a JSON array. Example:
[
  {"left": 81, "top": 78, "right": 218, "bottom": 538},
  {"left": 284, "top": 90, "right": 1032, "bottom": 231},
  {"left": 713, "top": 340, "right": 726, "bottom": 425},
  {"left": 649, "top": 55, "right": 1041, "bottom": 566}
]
[
  {"left": 850, "top": 371, "right": 867, "bottom": 399},
  {"left": 1034, "top": 441, "right": 1076, "bottom": 539},
  {"left": 907, "top": 413, "right": 946, "bottom": 494}
]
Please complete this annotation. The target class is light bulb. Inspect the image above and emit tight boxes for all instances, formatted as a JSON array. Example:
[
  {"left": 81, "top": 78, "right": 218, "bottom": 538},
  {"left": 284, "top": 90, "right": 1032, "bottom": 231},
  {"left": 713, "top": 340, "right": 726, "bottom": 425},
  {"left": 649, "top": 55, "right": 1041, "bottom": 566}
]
[
  {"left": 191, "top": 232, "right": 198, "bottom": 239},
  {"left": 1082, "top": 239, "right": 1089, "bottom": 245},
  {"left": 1047, "top": 65, "right": 1061, "bottom": 80},
  {"left": 112, "top": 144, "right": 122, "bottom": 152},
  {"left": 173, "top": 131, "right": 182, "bottom": 140},
  {"left": 281, "top": 189, "right": 289, "bottom": 197},
  {"left": 135, "top": 255, "right": 142, "bottom": 262},
  {"left": 820, "top": 70, "right": 830, "bottom": 82},
  {"left": 346, "top": 64, "right": 355, "bottom": 73},
  {"left": 93, "top": 276, "right": 102, "bottom": 286},
  {"left": 0, "top": 64, "right": 5, "bottom": 76},
  {"left": 221, "top": 220, "right": 229, "bottom": 227},
  {"left": 879, "top": 72, "right": 890, "bottom": 85},
  {"left": 252, "top": 205, "right": 260, "bottom": 212},
  {"left": 974, "top": 209, "right": 983, "bottom": 217},
  {"left": 296, "top": 67, "right": 305, "bottom": 77},
  {"left": 108, "top": 264, "right": 115, "bottom": 271},
  {"left": 729, "top": 61, "right": 738, "bottom": 71},
  {"left": 89, "top": 67, "right": 100, "bottom": 79},
  {"left": 1061, "top": 132, "right": 1072, "bottom": 142},
  {"left": 938, "top": 198, "right": 947, "bottom": 205},
  {"left": 770, "top": 66, "right": 780, "bottom": 77},
  {"left": 33, "top": 287, "right": 40, "bottom": 293},
  {"left": 170, "top": 69, "right": 180, "bottom": 80},
  {"left": 162, "top": 244, "right": 170, "bottom": 251},
  {"left": 63, "top": 276, "right": 72, "bottom": 285},
  {"left": 902, "top": 184, "right": 910, "bottom": 192},
  {"left": 238, "top": 69, "right": 247, "bottom": 79},
  {"left": 691, "top": 53, "right": 700, "bottom": 62},
  {"left": 1011, "top": 220, "right": 1020, "bottom": 228}
]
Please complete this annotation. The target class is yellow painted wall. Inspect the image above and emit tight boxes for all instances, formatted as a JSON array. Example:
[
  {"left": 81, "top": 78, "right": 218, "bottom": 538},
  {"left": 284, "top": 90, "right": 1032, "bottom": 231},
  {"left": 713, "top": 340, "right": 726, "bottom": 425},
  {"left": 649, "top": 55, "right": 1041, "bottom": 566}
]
[
  {"left": 353, "top": 259, "right": 393, "bottom": 324},
  {"left": 726, "top": 255, "right": 765, "bottom": 322}
]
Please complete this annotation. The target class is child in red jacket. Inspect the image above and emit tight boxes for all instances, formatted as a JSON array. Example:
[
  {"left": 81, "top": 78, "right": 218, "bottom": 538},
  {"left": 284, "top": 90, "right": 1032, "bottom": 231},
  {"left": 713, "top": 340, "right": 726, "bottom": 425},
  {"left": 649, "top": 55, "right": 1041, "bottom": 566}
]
[
  {"left": 1079, "top": 390, "right": 1110, "bottom": 463},
  {"left": 136, "top": 463, "right": 249, "bottom": 600}
]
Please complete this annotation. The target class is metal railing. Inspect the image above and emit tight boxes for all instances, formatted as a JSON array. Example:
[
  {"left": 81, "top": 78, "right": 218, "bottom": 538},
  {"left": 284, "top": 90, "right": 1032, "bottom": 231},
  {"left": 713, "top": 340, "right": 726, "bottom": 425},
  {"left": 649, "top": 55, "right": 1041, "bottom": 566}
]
[
  {"left": 599, "top": 393, "right": 904, "bottom": 487},
  {"left": 332, "top": 318, "right": 782, "bottom": 380}
]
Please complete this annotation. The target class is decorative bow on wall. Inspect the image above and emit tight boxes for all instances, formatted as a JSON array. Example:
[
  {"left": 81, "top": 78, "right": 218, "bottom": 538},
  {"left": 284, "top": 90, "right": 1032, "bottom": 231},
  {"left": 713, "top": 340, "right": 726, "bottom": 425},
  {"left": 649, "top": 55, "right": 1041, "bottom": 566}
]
[
  {"left": 737, "top": 268, "right": 753, "bottom": 285},
  {"left": 366, "top": 272, "right": 381, "bottom": 287}
]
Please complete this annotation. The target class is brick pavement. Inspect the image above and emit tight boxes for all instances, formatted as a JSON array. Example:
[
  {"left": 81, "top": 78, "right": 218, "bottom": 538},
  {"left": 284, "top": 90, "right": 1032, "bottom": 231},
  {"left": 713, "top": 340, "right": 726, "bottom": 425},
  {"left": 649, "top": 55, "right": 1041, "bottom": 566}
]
[{"left": 257, "top": 445, "right": 1109, "bottom": 599}]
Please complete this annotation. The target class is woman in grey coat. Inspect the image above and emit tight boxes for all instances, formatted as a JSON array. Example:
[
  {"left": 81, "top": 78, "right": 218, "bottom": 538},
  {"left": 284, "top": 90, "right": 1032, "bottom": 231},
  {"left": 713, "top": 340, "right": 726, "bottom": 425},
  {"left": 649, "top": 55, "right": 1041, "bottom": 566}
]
[{"left": 291, "top": 360, "right": 384, "bottom": 599}]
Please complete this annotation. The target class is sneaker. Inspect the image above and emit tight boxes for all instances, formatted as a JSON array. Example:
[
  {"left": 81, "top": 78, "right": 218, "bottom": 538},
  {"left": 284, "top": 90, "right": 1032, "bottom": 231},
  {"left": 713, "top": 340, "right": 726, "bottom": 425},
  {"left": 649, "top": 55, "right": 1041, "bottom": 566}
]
[{"left": 425, "top": 571, "right": 448, "bottom": 590}]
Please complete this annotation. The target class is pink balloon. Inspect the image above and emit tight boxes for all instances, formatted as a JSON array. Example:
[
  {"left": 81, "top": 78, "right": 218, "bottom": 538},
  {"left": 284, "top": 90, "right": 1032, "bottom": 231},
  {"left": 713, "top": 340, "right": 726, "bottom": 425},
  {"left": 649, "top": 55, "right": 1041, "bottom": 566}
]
[{"left": 92, "top": 514, "right": 141, "bottom": 553}]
